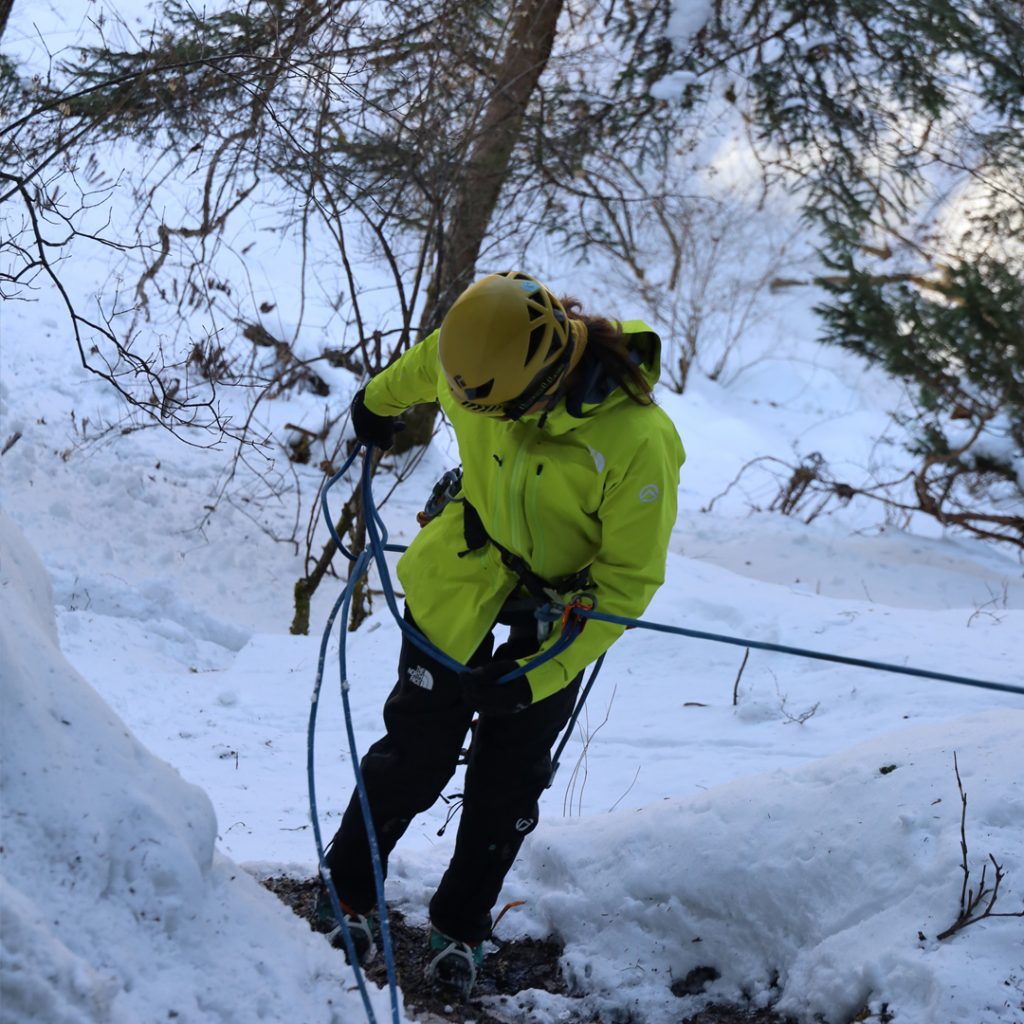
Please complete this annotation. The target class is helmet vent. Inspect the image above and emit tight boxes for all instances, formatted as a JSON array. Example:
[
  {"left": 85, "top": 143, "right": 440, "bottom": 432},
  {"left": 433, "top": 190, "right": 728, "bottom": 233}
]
[
  {"left": 462, "top": 378, "right": 494, "bottom": 400},
  {"left": 508, "top": 271, "right": 539, "bottom": 294},
  {"left": 525, "top": 324, "right": 546, "bottom": 365}
]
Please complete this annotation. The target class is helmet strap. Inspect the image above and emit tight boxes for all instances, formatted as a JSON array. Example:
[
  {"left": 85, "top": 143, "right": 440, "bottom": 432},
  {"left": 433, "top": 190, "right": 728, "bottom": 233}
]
[
  {"left": 532, "top": 323, "right": 589, "bottom": 428},
  {"left": 535, "top": 321, "right": 589, "bottom": 426}
]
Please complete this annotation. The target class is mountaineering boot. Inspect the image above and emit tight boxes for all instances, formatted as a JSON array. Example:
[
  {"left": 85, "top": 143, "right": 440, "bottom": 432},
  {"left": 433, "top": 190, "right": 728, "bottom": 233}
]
[
  {"left": 312, "top": 888, "right": 377, "bottom": 966},
  {"left": 425, "top": 924, "right": 485, "bottom": 1000}
]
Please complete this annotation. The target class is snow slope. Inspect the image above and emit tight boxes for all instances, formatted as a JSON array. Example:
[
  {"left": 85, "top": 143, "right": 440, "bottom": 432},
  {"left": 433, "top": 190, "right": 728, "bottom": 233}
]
[
  {"left": 0, "top": 511, "right": 391, "bottom": 1024},
  {"left": 519, "top": 712, "right": 1024, "bottom": 1024}
]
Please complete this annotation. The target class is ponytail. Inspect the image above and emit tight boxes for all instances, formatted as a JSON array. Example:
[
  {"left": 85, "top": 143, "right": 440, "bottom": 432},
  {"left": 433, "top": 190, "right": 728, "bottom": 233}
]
[{"left": 561, "top": 298, "right": 653, "bottom": 407}]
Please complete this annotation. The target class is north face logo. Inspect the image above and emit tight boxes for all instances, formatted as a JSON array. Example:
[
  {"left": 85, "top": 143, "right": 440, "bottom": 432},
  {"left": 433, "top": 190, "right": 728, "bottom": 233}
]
[{"left": 408, "top": 665, "right": 434, "bottom": 691}]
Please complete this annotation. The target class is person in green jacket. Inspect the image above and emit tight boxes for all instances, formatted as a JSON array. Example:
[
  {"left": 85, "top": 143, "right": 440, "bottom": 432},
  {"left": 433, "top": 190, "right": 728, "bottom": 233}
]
[{"left": 320, "top": 271, "right": 685, "bottom": 997}]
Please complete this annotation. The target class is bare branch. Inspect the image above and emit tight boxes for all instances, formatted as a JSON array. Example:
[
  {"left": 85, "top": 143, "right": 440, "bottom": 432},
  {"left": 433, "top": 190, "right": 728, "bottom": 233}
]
[{"left": 935, "top": 752, "right": 1024, "bottom": 941}]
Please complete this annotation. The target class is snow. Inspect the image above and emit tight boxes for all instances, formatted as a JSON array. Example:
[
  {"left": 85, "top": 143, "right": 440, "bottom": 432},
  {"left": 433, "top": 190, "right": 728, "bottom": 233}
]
[
  {"left": 3, "top": 297, "right": 1023, "bottom": 1024},
  {"left": 0, "top": 512, "right": 394, "bottom": 1024},
  {"left": 524, "top": 713, "right": 1024, "bottom": 1023},
  {"left": 3, "top": 4, "right": 1024, "bottom": 1024},
  {"left": 0, "top": 516, "right": 395, "bottom": 1024},
  {"left": 664, "top": 1, "right": 715, "bottom": 49}
]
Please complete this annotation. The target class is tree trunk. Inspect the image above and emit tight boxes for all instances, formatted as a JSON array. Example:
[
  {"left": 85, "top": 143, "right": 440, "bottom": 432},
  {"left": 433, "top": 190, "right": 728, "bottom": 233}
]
[
  {"left": 393, "top": 0, "right": 564, "bottom": 453},
  {"left": 422, "top": 0, "right": 564, "bottom": 331},
  {"left": 424, "top": 0, "right": 564, "bottom": 330}
]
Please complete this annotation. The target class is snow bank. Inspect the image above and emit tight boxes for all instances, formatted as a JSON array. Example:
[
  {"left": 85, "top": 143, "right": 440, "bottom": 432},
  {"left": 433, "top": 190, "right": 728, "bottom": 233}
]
[
  {"left": 0, "top": 512, "right": 385, "bottom": 1023},
  {"left": 519, "top": 711, "right": 1024, "bottom": 1024}
]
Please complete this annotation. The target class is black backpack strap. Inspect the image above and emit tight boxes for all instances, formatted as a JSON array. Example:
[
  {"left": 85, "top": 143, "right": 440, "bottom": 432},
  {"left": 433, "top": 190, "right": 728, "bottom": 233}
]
[
  {"left": 458, "top": 499, "right": 590, "bottom": 606},
  {"left": 459, "top": 499, "right": 490, "bottom": 554}
]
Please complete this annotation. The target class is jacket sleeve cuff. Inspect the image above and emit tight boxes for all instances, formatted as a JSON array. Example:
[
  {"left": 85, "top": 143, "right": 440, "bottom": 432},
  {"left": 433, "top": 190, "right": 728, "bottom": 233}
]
[{"left": 526, "top": 658, "right": 574, "bottom": 703}]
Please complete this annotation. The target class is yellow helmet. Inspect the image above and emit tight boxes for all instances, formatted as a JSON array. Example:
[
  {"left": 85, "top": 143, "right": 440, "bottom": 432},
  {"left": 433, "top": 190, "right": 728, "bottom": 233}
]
[{"left": 438, "top": 271, "right": 574, "bottom": 419}]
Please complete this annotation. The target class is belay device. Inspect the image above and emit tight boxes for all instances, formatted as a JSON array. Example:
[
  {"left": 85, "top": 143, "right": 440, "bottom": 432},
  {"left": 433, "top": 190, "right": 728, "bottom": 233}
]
[{"left": 416, "top": 466, "right": 463, "bottom": 526}]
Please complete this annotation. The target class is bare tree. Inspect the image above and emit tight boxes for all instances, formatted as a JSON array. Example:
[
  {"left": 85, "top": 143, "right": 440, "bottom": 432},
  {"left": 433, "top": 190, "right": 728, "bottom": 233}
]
[
  {"left": 702, "top": 448, "right": 1024, "bottom": 550},
  {"left": 1, "top": 0, "right": 728, "bottom": 626}
]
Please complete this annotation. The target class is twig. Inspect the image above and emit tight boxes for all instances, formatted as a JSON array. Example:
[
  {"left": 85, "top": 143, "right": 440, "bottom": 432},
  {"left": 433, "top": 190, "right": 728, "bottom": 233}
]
[
  {"left": 608, "top": 764, "right": 642, "bottom": 813},
  {"left": 732, "top": 647, "right": 750, "bottom": 706},
  {"left": 955, "top": 752, "right": 970, "bottom": 914},
  {"left": 772, "top": 675, "right": 819, "bottom": 725},
  {"left": 935, "top": 752, "right": 1024, "bottom": 940},
  {"left": 563, "top": 685, "right": 617, "bottom": 817}
]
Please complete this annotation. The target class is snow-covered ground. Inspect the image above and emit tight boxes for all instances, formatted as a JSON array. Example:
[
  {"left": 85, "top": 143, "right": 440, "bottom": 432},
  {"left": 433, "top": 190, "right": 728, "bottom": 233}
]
[
  {"left": 4, "top": 276, "right": 1023, "bottom": 1024},
  {"left": 3, "top": 4, "right": 1024, "bottom": 1023}
]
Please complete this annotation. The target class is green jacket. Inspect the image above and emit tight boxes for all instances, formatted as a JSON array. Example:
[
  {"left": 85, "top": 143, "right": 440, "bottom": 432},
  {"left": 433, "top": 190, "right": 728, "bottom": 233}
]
[{"left": 364, "top": 321, "right": 685, "bottom": 702}]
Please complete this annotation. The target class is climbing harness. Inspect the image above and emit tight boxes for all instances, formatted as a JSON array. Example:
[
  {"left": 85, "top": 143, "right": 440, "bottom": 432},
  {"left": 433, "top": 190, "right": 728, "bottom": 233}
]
[
  {"left": 457, "top": 491, "right": 593, "bottom": 642},
  {"left": 308, "top": 445, "right": 1023, "bottom": 1024}
]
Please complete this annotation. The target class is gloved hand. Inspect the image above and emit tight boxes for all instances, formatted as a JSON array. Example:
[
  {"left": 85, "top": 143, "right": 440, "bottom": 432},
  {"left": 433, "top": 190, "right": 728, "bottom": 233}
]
[
  {"left": 351, "top": 387, "right": 405, "bottom": 451},
  {"left": 461, "top": 660, "right": 533, "bottom": 715}
]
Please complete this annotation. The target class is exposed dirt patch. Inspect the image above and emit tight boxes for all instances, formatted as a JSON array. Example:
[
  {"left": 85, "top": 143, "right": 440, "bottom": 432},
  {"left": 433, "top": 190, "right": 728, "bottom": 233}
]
[
  {"left": 680, "top": 1010, "right": 798, "bottom": 1024},
  {"left": 261, "top": 875, "right": 796, "bottom": 1024},
  {"left": 262, "top": 875, "right": 566, "bottom": 1023}
]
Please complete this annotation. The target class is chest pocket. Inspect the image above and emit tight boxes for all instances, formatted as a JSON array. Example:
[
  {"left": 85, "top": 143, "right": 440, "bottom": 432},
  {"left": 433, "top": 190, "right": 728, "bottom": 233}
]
[{"left": 491, "top": 441, "right": 605, "bottom": 578}]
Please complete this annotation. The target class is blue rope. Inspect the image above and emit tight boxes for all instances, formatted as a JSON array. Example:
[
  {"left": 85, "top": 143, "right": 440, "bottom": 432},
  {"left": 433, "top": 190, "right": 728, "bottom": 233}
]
[
  {"left": 308, "top": 450, "right": 402, "bottom": 1024},
  {"left": 308, "top": 446, "right": 1021, "bottom": 1024},
  {"left": 576, "top": 609, "right": 1023, "bottom": 696},
  {"left": 318, "top": 449, "right": 362, "bottom": 562},
  {"left": 307, "top": 549, "right": 392, "bottom": 1023},
  {"left": 326, "top": 451, "right": 1019, "bottom": 696},
  {"left": 335, "top": 545, "right": 401, "bottom": 1022}
]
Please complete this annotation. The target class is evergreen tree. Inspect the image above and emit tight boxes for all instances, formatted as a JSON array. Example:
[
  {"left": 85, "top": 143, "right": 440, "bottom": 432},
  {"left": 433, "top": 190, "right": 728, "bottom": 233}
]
[
  {"left": 681, "top": 0, "right": 1024, "bottom": 544},
  {"left": 817, "top": 256, "right": 1024, "bottom": 545}
]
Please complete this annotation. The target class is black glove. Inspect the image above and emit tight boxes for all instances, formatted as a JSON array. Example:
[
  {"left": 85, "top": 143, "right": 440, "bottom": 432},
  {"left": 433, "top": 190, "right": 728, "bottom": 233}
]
[
  {"left": 351, "top": 387, "right": 405, "bottom": 451},
  {"left": 461, "top": 660, "right": 533, "bottom": 715}
]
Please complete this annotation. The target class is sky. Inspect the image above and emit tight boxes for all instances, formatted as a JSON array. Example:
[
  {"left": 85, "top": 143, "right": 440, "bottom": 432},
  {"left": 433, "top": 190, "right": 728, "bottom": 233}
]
[{"left": 2, "top": 3, "right": 1024, "bottom": 1024}]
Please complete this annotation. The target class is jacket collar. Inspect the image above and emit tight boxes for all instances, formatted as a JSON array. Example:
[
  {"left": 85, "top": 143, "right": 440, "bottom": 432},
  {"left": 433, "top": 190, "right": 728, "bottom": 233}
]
[{"left": 519, "top": 324, "right": 662, "bottom": 435}]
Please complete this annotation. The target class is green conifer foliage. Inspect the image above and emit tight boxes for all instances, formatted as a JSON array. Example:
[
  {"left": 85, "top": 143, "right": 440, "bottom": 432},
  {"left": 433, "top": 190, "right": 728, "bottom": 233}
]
[
  {"left": 817, "top": 256, "right": 1023, "bottom": 545},
  {"left": 686, "top": 0, "right": 1024, "bottom": 545}
]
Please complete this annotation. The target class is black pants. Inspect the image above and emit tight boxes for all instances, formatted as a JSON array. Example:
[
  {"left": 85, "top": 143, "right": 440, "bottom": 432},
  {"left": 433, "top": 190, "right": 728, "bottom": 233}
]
[{"left": 325, "top": 607, "right": 581, "bottom": 944}]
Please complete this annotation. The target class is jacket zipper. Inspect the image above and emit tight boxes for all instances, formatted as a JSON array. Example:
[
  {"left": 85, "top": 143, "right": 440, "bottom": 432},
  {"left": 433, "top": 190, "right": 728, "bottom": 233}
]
[
  {"left": 529, "top": 462, "right": 546, "bottom": 570},
  {"left": 510, "top": 433, "right": 532, "bottom": 556}
]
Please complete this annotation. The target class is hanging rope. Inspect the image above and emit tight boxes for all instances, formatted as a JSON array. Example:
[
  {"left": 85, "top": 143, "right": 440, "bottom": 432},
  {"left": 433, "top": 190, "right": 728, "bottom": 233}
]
[
  {"left": 307, "top": 542, "right": 398, "bottom": 1024},
  {"left": 307, "top": 446, "right": 589, "bottom": 1024}
]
